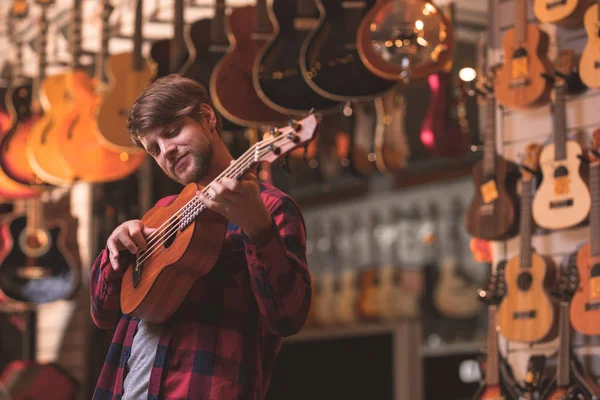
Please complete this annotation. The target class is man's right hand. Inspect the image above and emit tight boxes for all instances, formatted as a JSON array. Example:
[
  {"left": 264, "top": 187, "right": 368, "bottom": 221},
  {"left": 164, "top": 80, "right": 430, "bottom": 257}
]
[{"left": 106, "top": 220, "right": 156, "bottom": 272}]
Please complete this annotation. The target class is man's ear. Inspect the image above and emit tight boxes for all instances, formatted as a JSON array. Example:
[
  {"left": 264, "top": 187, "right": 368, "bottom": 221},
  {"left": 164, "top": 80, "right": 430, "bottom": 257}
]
[{"left": 199, "top": 103, "right": 217, "bottom": 131}]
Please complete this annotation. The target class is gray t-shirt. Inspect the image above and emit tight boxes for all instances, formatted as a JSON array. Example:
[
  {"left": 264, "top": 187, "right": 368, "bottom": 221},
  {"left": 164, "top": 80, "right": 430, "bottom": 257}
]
[{"left": 122, "top": 320, "right": 163, "bottom": 400}]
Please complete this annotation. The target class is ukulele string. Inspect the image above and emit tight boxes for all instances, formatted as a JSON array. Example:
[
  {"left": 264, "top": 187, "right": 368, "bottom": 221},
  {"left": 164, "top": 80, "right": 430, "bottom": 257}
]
[{"left": 134, "top": 134, "right": 291, "bottom": 266}]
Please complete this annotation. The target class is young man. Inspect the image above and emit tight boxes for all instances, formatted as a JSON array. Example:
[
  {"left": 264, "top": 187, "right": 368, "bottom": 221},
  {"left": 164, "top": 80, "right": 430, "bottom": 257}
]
[{"left": 90, "top": 74, "right": 311, "bottom": 400}]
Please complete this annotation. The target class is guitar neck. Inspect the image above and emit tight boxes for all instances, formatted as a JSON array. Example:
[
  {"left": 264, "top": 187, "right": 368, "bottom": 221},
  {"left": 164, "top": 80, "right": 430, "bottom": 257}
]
[
  {"left": 556, "top": 301, "right": 570, "bottom": 387},
  {"left": 254, "top": 0, "right": 270, "bottom": 34},
  {"left": 132, "top": 0, "right": 143, "bottom": 71},
  {"left": 210, "top": 0, "right": 228, "bottom": 46},
  {"left": 25, "top": 196, "right": 43, "bottom": 232},
  {"left": 515, "top": 0, "right": 528, "bottom": 45},
  {"left": 69, "top": 0, "right": 83, "bottom": 69},
  {"left": 485, "top": 305, "right": 500, "bottom": 386},
  {"left": 519, "top": 178, "right": 534, "bottom": 268},
  {"left": 33, "top": 5, "right": 50, "bottom": 103},
  {"left": 482, "top": 93, "right": 497, "bottom": 176},
  {"left": 592, "top": 163, "right": 600, "bottom": 257},
  {"left": 95, "top": 0, "right": 113, "bottom": 84},
  {"left": 170, "top": 0, "right": 185, "bottom": 74},
  {"left": 554, "top": 83, "right": 567, "bottom": 161}
]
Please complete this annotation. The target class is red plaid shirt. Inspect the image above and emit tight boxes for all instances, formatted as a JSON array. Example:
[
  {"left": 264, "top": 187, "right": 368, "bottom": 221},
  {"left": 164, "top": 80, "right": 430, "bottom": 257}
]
[{"left": 90, "top": 183, "right": 311, "bottom": 400}]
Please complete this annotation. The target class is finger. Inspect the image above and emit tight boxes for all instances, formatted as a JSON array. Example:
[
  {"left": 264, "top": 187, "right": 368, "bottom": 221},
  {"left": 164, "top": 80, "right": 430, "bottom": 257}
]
[
  {"left": 197, "top": 191, "right": 228, "bottom": 215},
  {"left": 118, "top": 233, "right": 139, "bottom": 255},
  {"left": 106, "top": 241, "right": 120, "bottom": 271},
  {"left": 142, "top": 225, "right": 157, "bottom": 237},
  {"left": 220, "top": 177, "right": 243, "bottom": 193},
  {"left": 207, "top": 182, "right": 237, "bottom": 203},
  {"left": 129, "top": 225, "right": 149, "bottom": 251}
]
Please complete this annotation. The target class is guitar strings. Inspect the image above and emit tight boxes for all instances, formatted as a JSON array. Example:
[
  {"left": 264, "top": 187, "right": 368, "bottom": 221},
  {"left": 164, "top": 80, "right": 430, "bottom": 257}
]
[{"left": 133, "top": 132, "right": 293, "bottom": 267}]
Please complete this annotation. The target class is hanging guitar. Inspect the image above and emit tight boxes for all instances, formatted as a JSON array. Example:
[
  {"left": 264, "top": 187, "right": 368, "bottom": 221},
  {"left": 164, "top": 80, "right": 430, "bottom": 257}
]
[
  {"left": 534, "top": 0, "right": 589, "bottom": 27},
  {"left": 373, "top": 85, "right": 410, "bottom": 174},
  {"left": 120, "top": 114, "right": 318, "bottom": 323},
  {"left": 580, "top": 0, "right": 600, "bottom": 89}
]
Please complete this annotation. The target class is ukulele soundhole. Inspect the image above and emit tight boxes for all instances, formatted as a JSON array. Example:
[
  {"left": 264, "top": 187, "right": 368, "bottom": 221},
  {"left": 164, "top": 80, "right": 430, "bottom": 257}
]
[
  {"left": 164, "top": 230, "right": 177, "bottom": 248},
  {"left": 591, "top": 264, "right": 600, "bottom": 278},
  {"left": 517, "top": 271, "right": 533, "bottom": 291}
]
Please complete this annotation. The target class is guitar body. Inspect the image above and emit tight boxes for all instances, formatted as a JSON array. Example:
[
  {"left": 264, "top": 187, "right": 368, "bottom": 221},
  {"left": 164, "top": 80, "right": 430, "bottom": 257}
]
[
  {"left": 26, "top": 73, "right": 76, "bottom": 185},
  {"left": 580, "top": 4, "right": 600, "bottom": 89},
  {"left": 299, "top": 0, "right": 395, "bottom": 101},
  {"left": 210, "top": 6, "right": 288, "bottom": 127},
  {"left": 494, "top": 25, "right": 552, "bottom": 109},
  {"left": 313, "top": 271, "right": 337, "bottom": 325},
  {"left": 358, "top": 268, "right": 383, "bottom": 320},
  {"left": 334, "top": 270, "right": 359, "bottom": 324},
  {"left": 0, "top": 212, "right": 78, "bottom": 303},
  {"left": 350, "top": 100, "right": 378, "bottom": 176},
  {"left": 149, "top": 35, "right": 194, "bottom": 80},
  {"left": 497, "top": 252, "right": 557, "bottom": 342},
  {"left": 473, "top": 384, "right": 504, "bottom": 400},
  {"left": 542, "top": 385, "right": 568, "bottom": 400},
  {"left": 96, "top": 52, "right": 156, "bottom": 152},
  {"left": 465, "top": 156, "right": 520, "bottom": 240},
  {"left": 571, "top": 242, "right": 600, "bottom": 335},
  {"left": 57, "top": 74, "right": 146, "bottom": 182},
  {"left": 432, "top": 258, "right": 481, "bottom": 319},
  {"left": 120, "top": 183, "right": 228, "bottom": 323},
  {"left": 534, "top": 0, "right": 588, "bottom": 26},
  {"left": 374, "top": 87, "right": 409, "bottom": 173},
  {"left": 532, "top": 142, "right": 590, "bottom": 230},
  {"left": 253, "top": 0, "right": 341, "bottom": 116}
]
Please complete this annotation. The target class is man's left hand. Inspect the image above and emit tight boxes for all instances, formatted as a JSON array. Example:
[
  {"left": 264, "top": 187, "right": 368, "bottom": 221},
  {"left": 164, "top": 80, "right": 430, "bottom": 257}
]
[{"left": 197, "top": 176, "right": 272, "bottom": 240}]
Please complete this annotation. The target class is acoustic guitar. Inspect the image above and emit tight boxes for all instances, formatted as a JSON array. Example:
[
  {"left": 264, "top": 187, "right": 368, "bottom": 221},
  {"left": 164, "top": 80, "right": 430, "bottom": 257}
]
[
  {"left": 332, "top": 216, "right": 360, "bottom": 324},
  {"left": 571, "top": 129, "right": 600, "bottom": 336},
  {"left": 534, "top": 0, "right": 589, "bottom": 27},
  {"left": 580, "top": 0, "right": 600, "bottom": 89},
  {"left": 120, "top": 114, "right": 318, "bottom": 323},
  {"left": 0, "top": 0, "right": 55, "bottom": 187},
  {"left": 532, "top": 52, "right": 590, "bottom": 230},
  {"left": 497, "top": 142, "right": 558, "bottom": 343},
  {"left": 56, "top": 0, "right": 146, "bottom": 183},
  {"left": 0, "top": 0, "right": 40, "bottom": 199},
  {"left": 209, "top": 0, "right": 289, "bottom": 128},
  {"left": 96, "top": 0, "right": 157, "bottom": 152},
  {"left": 25, "top": 0, "right": 87, "bottom": 186},
  {"left": 253, "top": 0, "right": 341, "bottom": 116},
  {"left": 356, "top": 0, "right": 454, "bottom": 82},
  {"left": 373, "top": 85, "right": 410, "bottom": 174},
  {"left": 465, "top": 74, "right": 520, "bottom": 241},
  {"left": 350, "top": 101, "right": 379, "bottom": 176},
  {"left": 299, "top": 0, "right": 396, "bottom": 102},
  {"left": 0, "top": 197, "right": 79, "bottom": 304},
  {"left": 494, "top": 0, "right": 553, "bottom": 109}
]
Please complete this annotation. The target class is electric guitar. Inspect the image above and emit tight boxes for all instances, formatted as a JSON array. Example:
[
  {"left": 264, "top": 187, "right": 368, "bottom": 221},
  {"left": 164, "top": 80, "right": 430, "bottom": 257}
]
[
  {"left": 497, "top": 142, "right": 558, "bottom": 343},
  {"left": 571, "top": 128, "right": 600, "bottom": 336},
  {"left": 534, "top": 0, "right": 589, "bottom": 27},
  {"left": 494, "top": 0, "right": 553, "bottom": 109},
  {"left": 120, "top": 115, "right": 318, "bottom": 323},
  {"left": 532, "top": 52, "right": 590, "bottom": 230},
  {"left": 580, "top": 0, "right": 600, "bottom": 89}
]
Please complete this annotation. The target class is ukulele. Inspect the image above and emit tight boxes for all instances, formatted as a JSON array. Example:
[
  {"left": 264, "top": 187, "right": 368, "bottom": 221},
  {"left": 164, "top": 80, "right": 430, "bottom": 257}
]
[
  {"left": 373, "top": 85, "right": 410, "bottom": 174},
  {"left": 532, "top": 52, "right": 590, "bottom": 231},
  {"left": 494, "top": 0, "right": 553, "bottom": 109},
  {"left": 473, "top": 262, "right": 507, "bottom": 400},
  {"left": 433, "top": 197, "right": 481, "bottom": 319},
  {"left": 0, "top": 196, "right": 79, "bottom": 304},
  {"left": 0, "top": 0, "right": 39, "bottom": 199},
  {"left": 0, "top": 0, "right": 55, "bottom": 187},
  {"left": 253, "top": 0, "right": 341, "bottom": 116},
  {"left": 571, "top": 129, "right": 600, "bottom": 336},
  {"left": 580, "top": 0, "right": 600, "bottom": 89},
  {"left": 534, "top": 0, "right": 589, "bottom": 26},
  {"left": 497, "top": 142, "right": 558, "bottom": 343},
  {"left": 312, "top": 219, "right": 338, "bottom": 327},
  {"left": 357, "top": 211, "right": 384, "bottom": 321},
  {"left": 120, "top": 114, "right": 318, "bottom": 323},
  {"left": 26, "top": 0, "right": 87, "bottom": 186},
  {"left": 332, "top": 215, "right": 360, "bottom": 324},
  {"left": 350, "top": 101, "right": 379, "bottom": 176},
  {"left": 209, "top": 0, "right": 289, "bottom": 128},
  {"left": 96, "top": 0, "right": 157, "bottom": 152},
  {"left": 56, "top": 0, "right": 146, "bottom": 183},
  {"left": 356, "top": 0, "right": 454, "bottom": 82},
  {"left": 299, "top": 0, "right": 396, "bottom": 102},
  {"left": 542, "top": 262, "right": 579, "bottom": 400},
  {"left": 465, "top": 71, "right": 520, "bottom": 241}
]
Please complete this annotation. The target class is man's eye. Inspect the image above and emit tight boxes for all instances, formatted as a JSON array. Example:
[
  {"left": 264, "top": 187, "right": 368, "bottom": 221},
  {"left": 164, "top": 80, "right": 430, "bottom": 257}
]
[{"left": 168, "top": 128, "right": 180, "bottom": 137}]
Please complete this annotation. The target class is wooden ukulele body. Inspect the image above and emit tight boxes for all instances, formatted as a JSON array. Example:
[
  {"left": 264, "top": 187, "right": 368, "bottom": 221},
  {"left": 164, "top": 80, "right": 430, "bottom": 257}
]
[
  {"left": 580, "top": 4, "right": 600, "bottom": 89},
  {"left": 433, "top": 258, "right": 481, "bottom": 319},
  {"left": 374, "top": 87, "right": 409, "bottom": 173},
  {"left": 497, "top": 252, "right": 557, "bottom": 342},
  {"left": 494, "top": 25, "right": 552, "bottom": 109},
  {"left": 534, "top": 0, "right": 588, "bottom": 26},
  {"left": 210, "top": 6, "right": 288, "bottom": 127},
  {"left": 532, "top": 141, "right": 590, "bottom": 230},
  {"left": 571, "top": 242, "right": 600, "bottom": 335},
  {"left": 120, "top": 183, "right": 228, "bottom": 323},
  {"left": 473, "top": 384, "right": 504, "bottom": 400},
  {"left": 465, "top": 156, "right": 520, "bottom": 241}
]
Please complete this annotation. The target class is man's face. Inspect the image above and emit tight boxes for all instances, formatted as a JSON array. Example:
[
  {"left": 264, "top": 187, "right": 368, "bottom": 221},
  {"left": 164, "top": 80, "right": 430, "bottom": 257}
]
[{"left": 139, "top": 116, "right": 214, "bottom": 185}]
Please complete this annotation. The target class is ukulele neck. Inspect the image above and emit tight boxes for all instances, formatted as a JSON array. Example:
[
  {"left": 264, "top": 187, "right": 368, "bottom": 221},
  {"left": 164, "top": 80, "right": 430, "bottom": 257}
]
[
  {"left": 519, "top": 178, "right": 534, "bottom": 268},
  {"left": 515, "top": 0, "right": 528, "bottom": 45}
]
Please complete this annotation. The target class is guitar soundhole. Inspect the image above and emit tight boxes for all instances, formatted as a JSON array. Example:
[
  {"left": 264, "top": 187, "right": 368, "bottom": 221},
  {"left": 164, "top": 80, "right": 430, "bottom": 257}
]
[
  {"left": 513, "top": 48, "right": 528, "bottom": 59},
  {"left": 517, "top": 271, "right": 533, "bottom": 291},
  {"left": 591, "top": 264, "right": 600, "bottom": 278},
  {"left": 554, "top": 166, "right": 568, "bottom": 178},
  {"left": 164, "top": 230, "right": 177, "bottom": 248}
]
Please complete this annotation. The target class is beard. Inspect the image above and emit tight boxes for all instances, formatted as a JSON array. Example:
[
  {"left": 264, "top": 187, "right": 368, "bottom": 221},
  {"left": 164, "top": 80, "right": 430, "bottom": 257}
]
[{"left": 168, "top": 144, "right": 213, "bottom": 185}]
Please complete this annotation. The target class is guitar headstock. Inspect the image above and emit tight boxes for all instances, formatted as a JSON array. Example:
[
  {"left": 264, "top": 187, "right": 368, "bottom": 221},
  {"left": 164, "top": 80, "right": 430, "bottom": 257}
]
[
  {"left": 479, "top": 260, "right": 507, "bottom": 306},
  {"left": 557, "top": 259, "right": 579, "bottom": 302},
  {"left": 11, "top": 0, "right": 29, "bottom": 18},
  {"left": 257, "top": 114, "right": 318, "bottom": 165},
  {"left": 520, "top": 142, "right": 542, "bottom": 180},
  {"left": 589, "top": 129, "right": 600, "bottom": 164},
  {"left": 35, "top": 0, "right": 55, "bottom": 5},
  {"left": 102, "top": 0, "right": 115, "bottom": 18}
]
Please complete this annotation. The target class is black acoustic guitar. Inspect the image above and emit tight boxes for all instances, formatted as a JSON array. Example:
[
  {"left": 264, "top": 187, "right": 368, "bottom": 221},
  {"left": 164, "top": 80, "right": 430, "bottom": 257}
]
[
  {"left": 299, "top": 0, "right": 395, "bottom": 101},
  {"left": 253, "top": 0, "right": 341, "bottom": 116}
]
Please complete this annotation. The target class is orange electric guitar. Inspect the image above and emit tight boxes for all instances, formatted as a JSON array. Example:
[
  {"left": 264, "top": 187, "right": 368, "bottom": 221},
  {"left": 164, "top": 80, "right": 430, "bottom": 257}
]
[
  {"left": 571, "top": 129, "right": 600, "bottom": 336},
  {"left": 57, "top": 0, "right": 146, "bottom": 182},
  {"left": 120, "top": 114, "right": 318, "bottom": 323},
  {"left": 497, "top": 142, "right": 558, "bottom": 343},
  {"left": 494, "top": 0, "right": 553, "bottom": 109}
]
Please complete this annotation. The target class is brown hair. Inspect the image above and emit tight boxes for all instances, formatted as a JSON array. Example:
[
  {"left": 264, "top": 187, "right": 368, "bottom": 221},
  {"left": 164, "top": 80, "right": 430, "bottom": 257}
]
[{"left": 126, "top": 74, "right": 223, "bottom": 148}]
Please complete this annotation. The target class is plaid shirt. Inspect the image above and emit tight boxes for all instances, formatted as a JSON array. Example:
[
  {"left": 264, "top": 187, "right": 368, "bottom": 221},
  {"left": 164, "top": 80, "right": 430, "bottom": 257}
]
[{"left": 90, "top": 183, "right": 311, "bottom": 400}]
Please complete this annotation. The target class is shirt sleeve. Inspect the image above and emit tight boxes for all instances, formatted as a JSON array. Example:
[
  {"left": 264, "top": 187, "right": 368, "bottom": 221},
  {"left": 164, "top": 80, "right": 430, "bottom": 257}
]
[
  {"left": 90, "top": 248, "right": 125, "bottom": 329},
  {"left": 242, "top": 196, "right": 312, "bottom": 337}
]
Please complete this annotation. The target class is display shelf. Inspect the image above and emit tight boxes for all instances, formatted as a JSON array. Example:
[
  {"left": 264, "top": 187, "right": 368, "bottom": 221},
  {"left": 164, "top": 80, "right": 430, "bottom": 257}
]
[
  {"left": 286, "top": 320, "right": 415, "bottom": 343},
  {"left": 420, "top": 339, "right": 486, "bottom": 358}
]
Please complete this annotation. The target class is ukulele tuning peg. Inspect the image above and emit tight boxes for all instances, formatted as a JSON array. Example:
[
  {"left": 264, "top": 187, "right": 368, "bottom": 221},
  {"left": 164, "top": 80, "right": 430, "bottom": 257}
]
[{"left": 288, "top": 118, "right": 302, "bottom": 132}]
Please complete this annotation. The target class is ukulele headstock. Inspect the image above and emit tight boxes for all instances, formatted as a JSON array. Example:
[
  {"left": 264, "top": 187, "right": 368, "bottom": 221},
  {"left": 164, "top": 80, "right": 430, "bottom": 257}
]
[
  {"left": 257, "top": 114, "right": 318, "bottom": 165},
  {"left": 520, "top": 142, "right": 542, "bottom": 180},
  {"left": 479, "top": 260, "right": 507, "bottom": 306},
  {"left": 11, "top": 0, "right": 29, "bottom": 18},
  {"left": 557, "top": 258, "right": 579, "bottom": 302},
  {"left": 589, "top": 129, "right": 600, "bottom": 164},
  {"left": 35, "top": 0, "right": 56, "bottom": 6}
]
